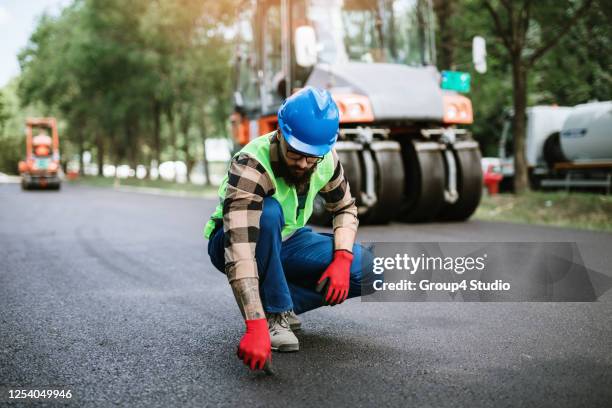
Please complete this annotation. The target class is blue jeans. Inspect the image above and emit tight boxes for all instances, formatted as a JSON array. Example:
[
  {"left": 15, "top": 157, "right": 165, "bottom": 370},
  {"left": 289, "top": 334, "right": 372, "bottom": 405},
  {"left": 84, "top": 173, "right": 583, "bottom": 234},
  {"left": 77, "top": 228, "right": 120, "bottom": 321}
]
[{"left": 207, "top": 196, "right": 375, "bottom": 315}]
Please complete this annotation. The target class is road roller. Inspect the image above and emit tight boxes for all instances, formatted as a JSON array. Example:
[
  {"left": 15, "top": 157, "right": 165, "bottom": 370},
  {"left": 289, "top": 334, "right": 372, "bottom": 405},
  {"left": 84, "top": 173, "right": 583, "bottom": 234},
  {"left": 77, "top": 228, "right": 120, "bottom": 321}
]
[
  {"left": 230, "top": 0, "right": 483, "bottom": 223},
  {"left": 18, "top": 117, "right": 62, "bottom": 190}
]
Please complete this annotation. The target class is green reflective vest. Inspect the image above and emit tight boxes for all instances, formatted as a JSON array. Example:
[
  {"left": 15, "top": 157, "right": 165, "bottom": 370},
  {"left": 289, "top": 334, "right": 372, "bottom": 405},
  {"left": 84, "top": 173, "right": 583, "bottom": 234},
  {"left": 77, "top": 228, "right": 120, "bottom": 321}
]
[{"left": 203, "top": 131, "right": 335, "bottom": 240}]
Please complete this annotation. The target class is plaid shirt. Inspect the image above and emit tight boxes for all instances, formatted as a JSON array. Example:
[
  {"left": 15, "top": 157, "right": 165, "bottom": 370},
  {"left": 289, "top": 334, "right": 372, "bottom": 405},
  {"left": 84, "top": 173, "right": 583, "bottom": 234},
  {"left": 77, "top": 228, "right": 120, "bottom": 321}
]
[{"left": 220, "top": 131, "right": 359, "bottom": 281}]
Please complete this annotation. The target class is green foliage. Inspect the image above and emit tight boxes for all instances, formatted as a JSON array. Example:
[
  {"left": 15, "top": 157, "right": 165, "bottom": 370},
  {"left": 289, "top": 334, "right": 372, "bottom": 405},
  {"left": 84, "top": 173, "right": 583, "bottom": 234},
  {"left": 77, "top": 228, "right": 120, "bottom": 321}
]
[
  {"left": 435, "top": 0, "right": 610, "bottom": 156},
  {"left": 433, "top": 0, "right": 513, "bottom": 156},
  {"left": 12, "top": 0, "right": 237, "bottom": 174},
  {"left": 1, "top": 0, "right": 609, "bottom": 175},
  {"left": 0, "top": 94, "right": 9, "bottom": 133},
  {"left": 532, "top": 1, "right": 612, "bottom": 105},
  {"left": 0, "top": 78, "right": 49, "bottom": 173}
]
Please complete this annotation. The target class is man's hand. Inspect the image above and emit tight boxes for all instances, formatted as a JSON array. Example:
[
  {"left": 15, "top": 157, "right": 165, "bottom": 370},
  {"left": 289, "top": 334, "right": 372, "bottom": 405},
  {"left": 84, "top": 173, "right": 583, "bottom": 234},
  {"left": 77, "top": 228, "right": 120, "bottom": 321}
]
[
  {"left": 229, "top": 278, "right": 269, "bottom": 371},
  {"left": 237, "top": 318, "right": 271, "bottom": 370},
  {"left": 316, "top": 249, "right": 354, "bottom": 305}
]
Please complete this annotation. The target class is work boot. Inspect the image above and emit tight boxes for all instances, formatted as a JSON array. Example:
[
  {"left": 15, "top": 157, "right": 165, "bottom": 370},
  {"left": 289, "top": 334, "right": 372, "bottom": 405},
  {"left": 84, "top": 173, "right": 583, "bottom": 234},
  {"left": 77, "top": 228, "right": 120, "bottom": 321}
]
[
  {"left": 267, "top": 312, "right": 299, "bottom": 352},
  {"left": 284, "top": 310, "right": 301, "bottom": 331}
]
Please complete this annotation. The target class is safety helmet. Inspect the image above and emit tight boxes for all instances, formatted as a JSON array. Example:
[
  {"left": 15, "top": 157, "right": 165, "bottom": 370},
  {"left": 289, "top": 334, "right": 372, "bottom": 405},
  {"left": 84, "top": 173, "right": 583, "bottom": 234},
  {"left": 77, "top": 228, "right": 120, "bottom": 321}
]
[{"left": 277, "top": 87, "right": 339, "bottom": 157}]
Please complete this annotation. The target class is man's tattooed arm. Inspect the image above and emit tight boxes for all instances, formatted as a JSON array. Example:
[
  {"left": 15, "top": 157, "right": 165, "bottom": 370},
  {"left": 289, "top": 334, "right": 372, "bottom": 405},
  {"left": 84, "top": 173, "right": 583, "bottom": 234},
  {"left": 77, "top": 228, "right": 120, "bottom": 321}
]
[{"left": 230, "top": 277, "right": 265, "bottom": 320}]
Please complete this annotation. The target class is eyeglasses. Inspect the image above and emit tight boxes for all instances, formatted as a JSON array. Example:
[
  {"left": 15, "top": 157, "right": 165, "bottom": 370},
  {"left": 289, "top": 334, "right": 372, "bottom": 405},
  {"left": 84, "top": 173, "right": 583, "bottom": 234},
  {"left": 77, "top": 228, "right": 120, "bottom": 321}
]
[{"left": 281, "top": 137, "right": 324, "bottom": 164}]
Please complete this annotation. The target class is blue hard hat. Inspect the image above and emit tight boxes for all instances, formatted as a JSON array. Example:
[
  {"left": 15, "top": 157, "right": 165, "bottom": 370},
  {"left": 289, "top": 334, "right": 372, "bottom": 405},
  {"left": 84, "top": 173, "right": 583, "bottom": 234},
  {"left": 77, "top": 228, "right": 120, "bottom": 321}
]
[{"left": 277, "top": 87, "right": 339, "bottom": 157}]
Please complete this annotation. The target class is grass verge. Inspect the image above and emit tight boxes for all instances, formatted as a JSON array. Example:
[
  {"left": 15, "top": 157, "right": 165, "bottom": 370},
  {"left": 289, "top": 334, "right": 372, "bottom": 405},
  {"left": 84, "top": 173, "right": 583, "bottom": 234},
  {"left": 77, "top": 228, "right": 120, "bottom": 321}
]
[
  {"left": 73, "top": 177, "right": 611, "bottom": 232},
  {"left": 474, "top": 191, "right": 612, "bottom": 232},
  {"left": 69, "top": 175, "right": 219, "bottom": 196}
]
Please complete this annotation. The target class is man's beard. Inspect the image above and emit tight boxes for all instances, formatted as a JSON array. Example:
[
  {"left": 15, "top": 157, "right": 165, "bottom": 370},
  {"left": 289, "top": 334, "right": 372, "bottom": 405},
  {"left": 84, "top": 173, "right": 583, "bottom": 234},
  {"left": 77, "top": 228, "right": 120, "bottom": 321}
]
[{"left": 279, "top": 155, "right": 316, "bottom": 190}]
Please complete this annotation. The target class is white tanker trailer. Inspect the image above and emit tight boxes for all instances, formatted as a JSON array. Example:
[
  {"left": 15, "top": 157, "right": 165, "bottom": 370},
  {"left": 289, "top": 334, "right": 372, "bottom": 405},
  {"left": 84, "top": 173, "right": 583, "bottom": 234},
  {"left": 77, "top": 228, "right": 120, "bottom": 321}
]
[
  {"left": 499, "top": 101, "right": 612, "bottom": 192},
  {"left": 559, "top": 101, "right": 612, "bottom": 162}
]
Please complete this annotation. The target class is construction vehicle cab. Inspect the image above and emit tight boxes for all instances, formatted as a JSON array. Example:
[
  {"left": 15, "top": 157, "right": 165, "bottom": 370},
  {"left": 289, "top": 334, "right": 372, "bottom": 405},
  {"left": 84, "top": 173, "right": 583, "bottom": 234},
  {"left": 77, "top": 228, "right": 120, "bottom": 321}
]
[
  {"left": 232, "top": 0, "right": 483, "bottom": 223},
  {"left": 18, "top": 118, "right": 62, "bottom": 190}
]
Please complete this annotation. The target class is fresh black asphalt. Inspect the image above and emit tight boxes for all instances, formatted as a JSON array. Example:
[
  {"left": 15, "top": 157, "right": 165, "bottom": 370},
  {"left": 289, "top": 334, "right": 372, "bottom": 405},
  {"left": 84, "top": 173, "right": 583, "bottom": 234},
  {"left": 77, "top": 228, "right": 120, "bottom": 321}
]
[{"left": 1, "top": 183, "right": 611, "bottom": 407}]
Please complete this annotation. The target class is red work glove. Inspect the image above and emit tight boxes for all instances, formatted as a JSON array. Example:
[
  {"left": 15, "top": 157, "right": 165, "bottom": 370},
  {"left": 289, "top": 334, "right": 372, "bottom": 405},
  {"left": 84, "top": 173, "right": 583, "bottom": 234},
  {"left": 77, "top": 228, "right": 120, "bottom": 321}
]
[
  {"left": 237, "top": 318, "right": 271, "bottom": 371},
  {"left": 316, "top": 249, "right": 354, "bottom": 305}
]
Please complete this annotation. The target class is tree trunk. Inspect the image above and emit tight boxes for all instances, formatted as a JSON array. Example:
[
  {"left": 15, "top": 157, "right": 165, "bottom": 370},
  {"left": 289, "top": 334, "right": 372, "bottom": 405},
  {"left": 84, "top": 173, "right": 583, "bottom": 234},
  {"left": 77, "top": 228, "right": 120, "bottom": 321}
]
[
  {"left": 125, "top": 119, "right": 138, "bottom": 171},
  {"left": 166, "top": 107, "right": 178, "bottom": 182},
  {"left": 78, "top": 129, "right": 85, "bottom": 176},
  {"left": 152, "top": 100, "right": 161, "bottom": 166},
  {"left": 433, "top": 0, "right": 456, "bottom": 69},
  {"left": 199, "top": 115, "right": 210, "bottom": 187},
  {"left": 180, "top": 112, "right": 192, "bottom": 183},
  {"left": 511, "top": 60, "right": 529, "bottom": 194},
  {"left": 112, "top": 124, "right": 127, "bottom": 167},
  {"left": 96, "top": 131, "right": 104, "bottom": 177}
]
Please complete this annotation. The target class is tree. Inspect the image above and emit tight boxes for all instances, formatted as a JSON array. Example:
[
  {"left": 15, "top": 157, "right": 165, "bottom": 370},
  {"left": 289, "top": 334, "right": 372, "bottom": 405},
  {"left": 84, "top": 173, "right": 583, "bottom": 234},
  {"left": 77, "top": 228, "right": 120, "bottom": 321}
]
[
  {"left": 483, "top": 0, "right": 593, "bottom": 193},
  {"left": 432, "top": 0, "right": 458, "bottom": 70},
  {"left": 0, "top": 84, "right": 23, "bottom": 173},
  {"left": 0, "top": 93, "right": 10, "bottom": 134},
  {"left": 534, "top": 1, "right": 612, "bottom": 105}
]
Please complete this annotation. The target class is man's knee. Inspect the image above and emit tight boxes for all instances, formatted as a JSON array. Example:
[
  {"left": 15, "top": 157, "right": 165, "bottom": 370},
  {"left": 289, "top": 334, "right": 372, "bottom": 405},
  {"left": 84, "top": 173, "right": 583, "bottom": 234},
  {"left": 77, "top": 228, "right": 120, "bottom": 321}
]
[{"left": 259, "top": 196, "right": 284, "bottom": 235}]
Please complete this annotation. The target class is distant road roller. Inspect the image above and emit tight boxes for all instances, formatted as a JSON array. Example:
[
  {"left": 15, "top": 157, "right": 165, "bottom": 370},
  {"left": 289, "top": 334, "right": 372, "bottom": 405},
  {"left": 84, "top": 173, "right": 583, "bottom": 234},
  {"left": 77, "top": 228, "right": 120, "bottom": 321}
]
[
  {"left": 18, "top": 117, "right": 62, "bottom": 190},
  {"left": 230, "top": 0, "right": 483, "bottom": 223}
]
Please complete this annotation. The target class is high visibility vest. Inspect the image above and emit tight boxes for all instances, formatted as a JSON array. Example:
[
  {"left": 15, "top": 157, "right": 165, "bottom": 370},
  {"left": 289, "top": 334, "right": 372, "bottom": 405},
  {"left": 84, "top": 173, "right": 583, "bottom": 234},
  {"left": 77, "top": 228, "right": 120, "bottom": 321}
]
[{"left": 203, "top": 131, "right": 335, "bottom": 240}]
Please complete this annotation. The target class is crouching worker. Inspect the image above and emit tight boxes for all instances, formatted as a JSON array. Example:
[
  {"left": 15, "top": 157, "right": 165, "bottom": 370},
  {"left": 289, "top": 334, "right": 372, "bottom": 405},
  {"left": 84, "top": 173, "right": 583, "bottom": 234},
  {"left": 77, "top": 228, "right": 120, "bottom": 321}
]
[{"left": 204, "top": 87, "right": 375, "bottom": 371}]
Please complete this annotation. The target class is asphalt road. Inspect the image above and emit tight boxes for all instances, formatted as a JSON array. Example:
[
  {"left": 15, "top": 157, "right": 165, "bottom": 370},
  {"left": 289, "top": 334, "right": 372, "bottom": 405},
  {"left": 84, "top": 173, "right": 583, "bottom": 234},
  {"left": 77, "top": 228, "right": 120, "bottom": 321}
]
[{"left": 1, "top": 183, "right": 611, "bottom": 407}]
